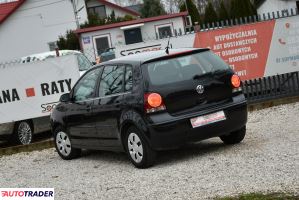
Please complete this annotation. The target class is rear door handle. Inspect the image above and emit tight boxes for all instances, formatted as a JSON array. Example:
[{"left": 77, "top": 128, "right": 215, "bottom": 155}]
[
  {"left": 86, "top": 105, "right": 92, "bottom": 112},
  {"left": 115, "top": 101, "right": 120, "bottom": 108}
]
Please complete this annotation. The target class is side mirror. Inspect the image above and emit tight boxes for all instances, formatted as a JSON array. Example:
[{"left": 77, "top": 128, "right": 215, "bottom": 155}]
[{"left": 59, "top": 93, "right": 71, "bottom": 102}]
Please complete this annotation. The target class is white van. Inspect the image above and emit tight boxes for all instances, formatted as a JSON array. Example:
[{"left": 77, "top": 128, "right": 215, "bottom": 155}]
[{"left": 0, "top": 50, "right": 93, "bottom": 144}]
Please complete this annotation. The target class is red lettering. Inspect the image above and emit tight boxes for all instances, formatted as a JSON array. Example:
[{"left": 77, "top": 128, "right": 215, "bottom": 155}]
[
  {"left": 18, "top": 191, "right": 24, "bottom": 197},
  {"left": 1, "top": 191, "right": 8, "bottom": 197}
]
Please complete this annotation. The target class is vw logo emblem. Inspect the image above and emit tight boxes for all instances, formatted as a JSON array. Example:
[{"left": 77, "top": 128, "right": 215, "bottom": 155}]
[{"left": 196, "top": 85, "right": 204, "bottom": 94}]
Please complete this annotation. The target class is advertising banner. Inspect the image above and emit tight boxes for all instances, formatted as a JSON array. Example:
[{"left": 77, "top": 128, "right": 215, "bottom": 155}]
[
  {"left": 0, "top": 55, "right": 80, "bottom": 124},
  {"left": 193, "top": 20, "right": 276, "bottom": 80},
  {"left": 265, "top": 17, "right": 299, "bottom": 76},
  {"left": 193, "top": 16, "right": 299, "bottom": 80},
  {"left": 115, "top": 15, "right": 299, "bottom": 81}
]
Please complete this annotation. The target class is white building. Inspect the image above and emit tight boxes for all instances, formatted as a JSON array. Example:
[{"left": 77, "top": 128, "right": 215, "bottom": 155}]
[
  {"left": 0, "top": 0, "right": 88, "bottom": 62},
  {"left": 0, "top": 0, "right": 143, "bottom": 62},
  {"left": 257, "top": 0, "right": 299, "bottom": 16},
  {"left": 76, "top": 11, "right": 188, "bottom": 61}
]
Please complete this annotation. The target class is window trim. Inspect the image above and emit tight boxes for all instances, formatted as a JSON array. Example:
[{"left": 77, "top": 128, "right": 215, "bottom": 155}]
[
  {"left": 92, "top": 34, "right": 112, "bottom": 57},
  {"left": 123, "top": 28, "right": 143, "bottom": 45},
  {"left": 77, "top": 54, "right": 93, "bottom": 71},
  {"left": 72, "top": 63, "right": 134, "bottom": 103},
  {"left": 74, "top": 91, "right": 131, "bottom": 103},
  {"left": 155, "top": 23, "right": 174, "bottom": 39},
  {"left": 124, "top": 64, "right": 133, "bottom": 92},
  {"left": 87, "top": 5, "right": 107, "bottom": 18},
  {"left": 70, "top": 66, "right": 103, "bottom": 102},
  {"left": 97, "top": 64, "right": 126, "bottom": 98}
]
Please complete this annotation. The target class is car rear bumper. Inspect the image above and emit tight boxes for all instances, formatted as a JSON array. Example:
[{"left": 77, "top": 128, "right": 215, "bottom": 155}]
[{"left": 147, "top": 98, "right": 247, "bottom": 150}]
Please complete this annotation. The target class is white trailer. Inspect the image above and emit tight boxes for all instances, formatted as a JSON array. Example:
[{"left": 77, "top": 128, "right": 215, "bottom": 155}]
[{"left": 0, "top": 51, "right": 93, "bottom": 144}]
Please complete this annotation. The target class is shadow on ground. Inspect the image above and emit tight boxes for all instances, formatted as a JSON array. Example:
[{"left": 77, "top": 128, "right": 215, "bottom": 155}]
[
  {"left": 76, "top": 139, "right": 239, "bottom": 168},
  {"left": 0, "top": 131, "right": 52, "bottom": 148}
]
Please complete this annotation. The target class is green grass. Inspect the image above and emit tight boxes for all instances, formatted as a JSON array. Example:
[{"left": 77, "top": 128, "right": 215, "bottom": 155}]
[{"left": 216, "top": 193, "right": 299, "bottom": 200}]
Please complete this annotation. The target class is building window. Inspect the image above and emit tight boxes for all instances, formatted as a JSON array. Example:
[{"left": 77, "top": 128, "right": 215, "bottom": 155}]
[
  {"left": 124, "top": 28, "right": 143, "bottom": 45},
  {"left": 156, "top": 23, "right": 173, "bottom": 39},
  {"left": 88, "top": 5, "right": 106, "bottom": 18},
  {"left": 158, "top": 26, "right": 172, "bottom": 39},
  {"left": 296, "top": 1, "right": 299, "bottom": 11},
  {"left": 93, "top": 34, "right": 111, "bottom": 56},
  {"left": 48, "top": 42, "right": 57, "bottom": 51}
]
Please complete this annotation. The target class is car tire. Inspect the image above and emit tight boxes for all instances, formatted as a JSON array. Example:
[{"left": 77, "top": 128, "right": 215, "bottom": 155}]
[
  {"left": 11, "top": 121, "right": 33, "bottom": 145},
  {"left": 54, "top": 127, "right": 81, "bottom": 160},
  {"left": 125, "top": 126, "right": 156, "bottom": 168},
  {"left": 220, "top": 126, "right": 246, "bottom": 145}
]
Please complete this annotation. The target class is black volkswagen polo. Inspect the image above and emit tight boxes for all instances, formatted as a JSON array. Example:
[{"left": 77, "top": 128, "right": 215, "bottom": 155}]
[{"left": 50, "top": 48, "right": 247, "bottom": 168}]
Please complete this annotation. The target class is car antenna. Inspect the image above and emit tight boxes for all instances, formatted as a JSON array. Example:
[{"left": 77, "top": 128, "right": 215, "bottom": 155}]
[{"left": 165, "top": 36, "right": 172, "bottom": 54}]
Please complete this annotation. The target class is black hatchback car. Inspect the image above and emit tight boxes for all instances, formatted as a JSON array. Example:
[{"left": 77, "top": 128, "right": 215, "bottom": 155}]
[{"left": 50, "top": 48, "right": 247, "bottom": 168}]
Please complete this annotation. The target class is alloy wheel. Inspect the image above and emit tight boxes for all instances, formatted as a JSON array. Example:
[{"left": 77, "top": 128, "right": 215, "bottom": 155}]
[{"left": 18, "top": 122, "right": 32, "bottom": 145}]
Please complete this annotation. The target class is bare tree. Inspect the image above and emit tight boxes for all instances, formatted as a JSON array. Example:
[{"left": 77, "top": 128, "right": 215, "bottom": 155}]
[
  {"left": 162, "top": 0, "right": 182, "bottom": 13},
  {"left": 112, "top": 0, "right": 142, "bottom": 6}
]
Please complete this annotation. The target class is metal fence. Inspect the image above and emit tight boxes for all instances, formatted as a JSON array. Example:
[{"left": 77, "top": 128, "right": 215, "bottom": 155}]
[{"left": 242, "top": 71, "right": 299, "bottom": 104}]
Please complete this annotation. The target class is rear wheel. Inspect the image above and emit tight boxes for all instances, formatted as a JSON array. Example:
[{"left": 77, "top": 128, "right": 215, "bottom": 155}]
[
  {"left": 54, "top": 127, "right": 81, "bottom": 160},
  {"left": 220, "top": 126, "right": 246, "bottom": 144},
  {"left": 125, "top": 126, "right": 156, "bottom": 168},
  {"left": 11, "top": 121, "right": 33, "bottom": 145}
]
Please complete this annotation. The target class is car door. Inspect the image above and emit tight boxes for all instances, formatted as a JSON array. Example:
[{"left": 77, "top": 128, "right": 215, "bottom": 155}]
[
  {"left": 65, "top": 67, "right": 102, "bottom": 147},
  {"left": 92, "top": 64, "right": 126, "bottom": 147}
]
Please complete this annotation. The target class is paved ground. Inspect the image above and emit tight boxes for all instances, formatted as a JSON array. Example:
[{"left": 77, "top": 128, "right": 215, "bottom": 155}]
[{"left": 0, "top": 102, "right": 299, "bottom": 200}]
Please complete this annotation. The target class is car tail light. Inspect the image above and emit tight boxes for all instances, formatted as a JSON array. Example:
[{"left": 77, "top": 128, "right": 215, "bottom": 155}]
[
  {"left": 144, "top": 93, "right": 166, "bottom": 114},
  {"left": 231, "top": 74, "right": 242, "bottom": 93},
  {"left": 231, "top": 74, "right": 241, "bottom": 88}
]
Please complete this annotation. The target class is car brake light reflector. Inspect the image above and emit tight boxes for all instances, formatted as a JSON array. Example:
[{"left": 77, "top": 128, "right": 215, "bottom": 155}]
[
  {"left": 231, "top": 74, "right": 241, "bottom": 88},
  {"left": 144, "top": 93, "right": 166, "bottom": 113}
]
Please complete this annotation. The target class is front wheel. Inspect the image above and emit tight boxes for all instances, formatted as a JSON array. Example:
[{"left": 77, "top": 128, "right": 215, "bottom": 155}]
[
  {"left": 11, "top": 121, "right": 33, "bottom": 145},
  {"left": 54, "top": 127, "right": 81, "bottom": 160},
  {"left": 125, "top": 126, "right": 156, "bottom": 168},
  {"left": 220, "top": 126, "right": 246, "bottom": 144}
]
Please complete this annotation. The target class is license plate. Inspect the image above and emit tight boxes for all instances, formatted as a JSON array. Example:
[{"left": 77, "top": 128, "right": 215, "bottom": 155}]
[{"left": 190, "top": 111, "right": 226, "bottom": 128}]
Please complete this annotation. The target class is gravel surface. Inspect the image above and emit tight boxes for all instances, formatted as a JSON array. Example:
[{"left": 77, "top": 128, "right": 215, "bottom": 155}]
[{"left": 1, "top": 102, "right": 299, "bottom": 200}]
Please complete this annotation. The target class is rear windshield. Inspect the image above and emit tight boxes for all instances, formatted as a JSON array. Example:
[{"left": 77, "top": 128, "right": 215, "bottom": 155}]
[{"left": 143, "top": 50, "right": 231, "bottom": 86}]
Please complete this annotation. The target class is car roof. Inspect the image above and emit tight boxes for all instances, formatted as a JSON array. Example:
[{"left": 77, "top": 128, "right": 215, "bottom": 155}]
[{"left": 102, "top": 48, "right": 209, "bottom": 65}]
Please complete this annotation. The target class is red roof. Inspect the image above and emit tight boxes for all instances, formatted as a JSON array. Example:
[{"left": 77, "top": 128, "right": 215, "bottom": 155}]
[
  {"left": 76, "top": 11, "right": 188, "bottom": 34},
  {"left": 98, "top": 0, "right": 140, "bottom": 17},
  {"left": 0, "top": 0, "right": 25, "bottom": 24}
]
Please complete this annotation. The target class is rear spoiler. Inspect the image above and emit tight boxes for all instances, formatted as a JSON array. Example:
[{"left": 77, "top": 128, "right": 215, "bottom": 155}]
[{"left": 142, "top": 48, "right": 210, "bottom": 64}]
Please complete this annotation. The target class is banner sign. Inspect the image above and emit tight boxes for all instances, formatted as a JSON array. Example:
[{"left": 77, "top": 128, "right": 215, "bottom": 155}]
[
  {"left": 0, "top": 55, "right": 80, "bottom": 124},
  {"left": 115, "top": 15, "right": 299, "bottom": 81},
  {"left": 194, "top": 21, "right": 275, "bottom": 80},
  {"left": 265, "top": 17, "right": 299, "bottom": 76},
  {"left": 194, "top": 17, "right": 299, "bottom": 80}
]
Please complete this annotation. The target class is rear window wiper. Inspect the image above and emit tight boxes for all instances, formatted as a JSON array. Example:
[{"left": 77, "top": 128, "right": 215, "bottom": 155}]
[
  {"left": 193, "top": 69, "right": 227, "bottom": 80},
  {"left": 193, "top": 73, "right": 211, "bottom": 80},
  {"left": 213, "top": 69, "right": 227, "bottom": 74}
]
